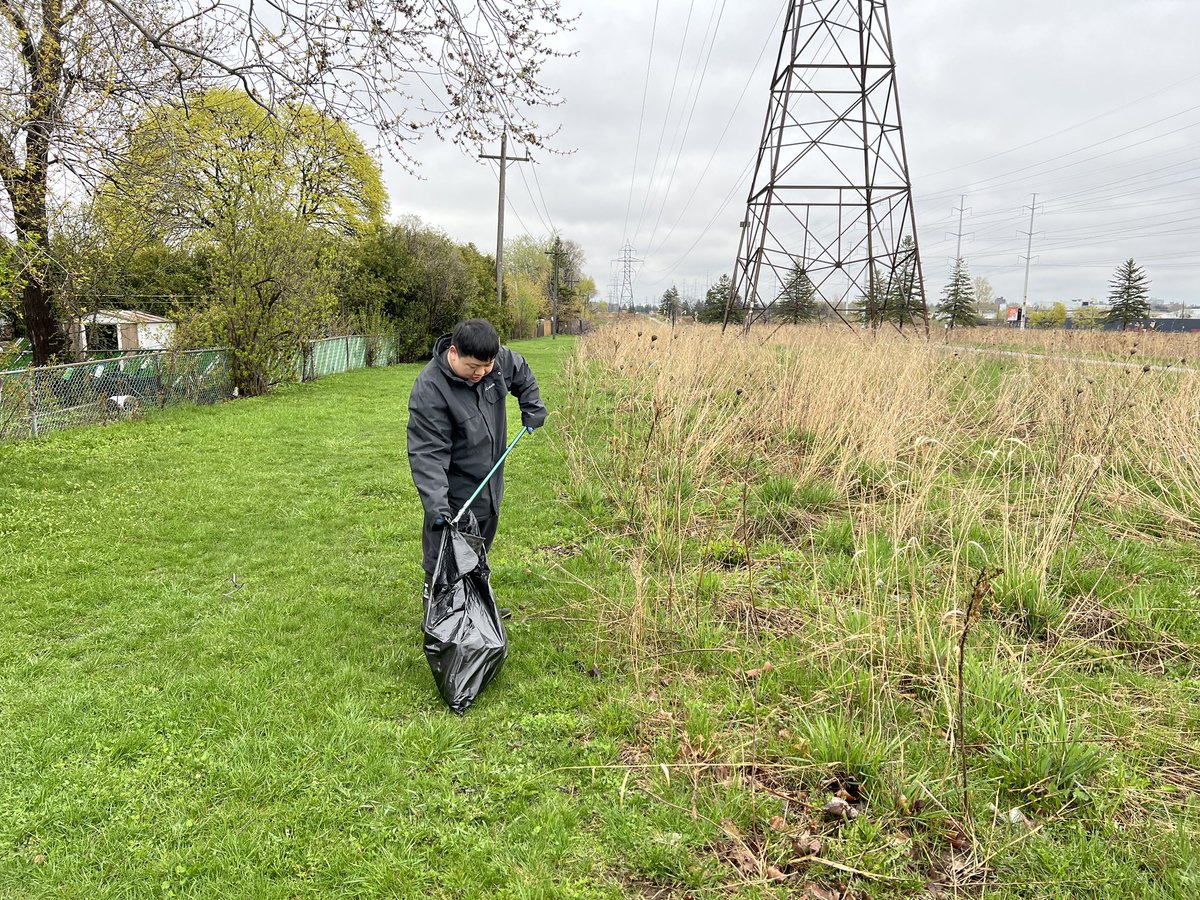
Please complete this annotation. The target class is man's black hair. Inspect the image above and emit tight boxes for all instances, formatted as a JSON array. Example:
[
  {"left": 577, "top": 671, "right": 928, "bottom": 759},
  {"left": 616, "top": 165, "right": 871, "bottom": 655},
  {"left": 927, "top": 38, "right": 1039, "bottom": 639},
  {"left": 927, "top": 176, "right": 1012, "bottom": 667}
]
[{"left": 450, "top": 319, "right": 500, "bottom": 361}]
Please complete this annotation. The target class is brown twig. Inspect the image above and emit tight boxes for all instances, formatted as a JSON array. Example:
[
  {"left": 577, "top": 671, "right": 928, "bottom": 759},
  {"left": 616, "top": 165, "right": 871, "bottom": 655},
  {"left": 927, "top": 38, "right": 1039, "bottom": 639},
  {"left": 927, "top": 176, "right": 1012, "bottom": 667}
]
[{"left": 958, "top": 567, "right": 1002, "bottom": 829}]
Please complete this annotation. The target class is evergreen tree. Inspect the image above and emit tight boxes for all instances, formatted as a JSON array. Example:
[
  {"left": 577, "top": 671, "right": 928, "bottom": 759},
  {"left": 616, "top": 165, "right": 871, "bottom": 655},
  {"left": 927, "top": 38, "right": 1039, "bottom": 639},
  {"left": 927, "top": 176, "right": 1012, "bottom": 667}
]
[
  {"left": 698, "top": 275, "right": 741, "bottom": 324},
  {"left": 935, "top": 257, "right": 980, "bottom": 329},
  {"left": 1104, "top": 258, "right": 1151, "bottom": 331},
  {"left": 659, "top": 285, "right": 681, "bottom": 324},
  {"left": 853, "top": 265, "right": 888, "bottom": 329},
  {"left": 885, "top": 236, "right": 924, "bottom": 328},
  {"left": 777, "top": 264, "right": 819, "bottom": 324}
]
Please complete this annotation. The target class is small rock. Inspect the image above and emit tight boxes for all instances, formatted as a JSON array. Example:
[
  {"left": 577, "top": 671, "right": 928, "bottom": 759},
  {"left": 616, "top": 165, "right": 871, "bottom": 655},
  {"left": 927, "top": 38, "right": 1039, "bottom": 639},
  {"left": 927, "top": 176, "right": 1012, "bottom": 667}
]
[{"left": 822, "top": 796, "right": 858, "bottom": 821}]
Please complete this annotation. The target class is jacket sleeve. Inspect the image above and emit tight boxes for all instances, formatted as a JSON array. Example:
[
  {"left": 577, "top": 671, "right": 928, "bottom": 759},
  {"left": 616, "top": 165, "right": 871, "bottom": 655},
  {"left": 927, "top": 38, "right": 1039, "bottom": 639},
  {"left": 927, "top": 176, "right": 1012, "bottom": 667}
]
[
  {"left": 502, "top": 347, "right": 548, "bottom": 429},
  {"left": 407, "top": 381, "right": 452, "bottom": 519}
]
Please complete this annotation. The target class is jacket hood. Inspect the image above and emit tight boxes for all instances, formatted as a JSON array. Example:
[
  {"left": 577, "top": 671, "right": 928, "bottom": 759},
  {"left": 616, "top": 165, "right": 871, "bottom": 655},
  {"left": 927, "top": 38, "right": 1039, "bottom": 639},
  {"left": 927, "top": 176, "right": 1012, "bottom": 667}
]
[{"left": 432, "top": 333, "right": 456, "bottom": 379}]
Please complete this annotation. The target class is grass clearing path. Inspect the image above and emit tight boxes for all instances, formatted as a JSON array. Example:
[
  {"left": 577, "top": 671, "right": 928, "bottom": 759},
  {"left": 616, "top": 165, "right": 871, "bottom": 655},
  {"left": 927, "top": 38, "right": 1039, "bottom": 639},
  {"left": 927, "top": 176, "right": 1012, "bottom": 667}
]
[{"left": 0, "top": 339, "right": 694, "bottom": 899}]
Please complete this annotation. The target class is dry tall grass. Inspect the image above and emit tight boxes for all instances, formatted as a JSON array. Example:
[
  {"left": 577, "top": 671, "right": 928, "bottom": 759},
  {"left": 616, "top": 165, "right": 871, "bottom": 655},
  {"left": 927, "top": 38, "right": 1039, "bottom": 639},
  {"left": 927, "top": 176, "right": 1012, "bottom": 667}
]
[
  {"left": 565, "top": 322, "right": 1200, "bottom": 583},
  {"left": 946, "top": 323, "right": 1200, "bottom": 366},
  {"left": 558, "top": 321, "right": 1200, "bottom": 892}
]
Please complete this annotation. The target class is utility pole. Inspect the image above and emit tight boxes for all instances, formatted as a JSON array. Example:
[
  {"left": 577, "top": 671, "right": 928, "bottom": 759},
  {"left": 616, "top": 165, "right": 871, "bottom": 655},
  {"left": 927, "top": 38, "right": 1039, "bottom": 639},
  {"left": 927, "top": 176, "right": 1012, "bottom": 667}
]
[
  {"left": 545, "top": 236, "right": 563, "bottom": 338},
  {"left": 1019, "top": 193, "right": 1043, "bottom": 330},
  {"left": 480, "top": 129, "right": 530, "bottom": 309},
  {"left": 949, "top": 194, "right": 973, "bottom": 263}
]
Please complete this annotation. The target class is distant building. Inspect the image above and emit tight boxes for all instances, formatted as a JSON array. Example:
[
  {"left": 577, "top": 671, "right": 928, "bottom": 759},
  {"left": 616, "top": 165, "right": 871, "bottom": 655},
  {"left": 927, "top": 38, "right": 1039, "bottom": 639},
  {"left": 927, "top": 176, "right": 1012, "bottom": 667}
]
[{"left": 66, "top": 310, "right": 176, "bottom": 355}]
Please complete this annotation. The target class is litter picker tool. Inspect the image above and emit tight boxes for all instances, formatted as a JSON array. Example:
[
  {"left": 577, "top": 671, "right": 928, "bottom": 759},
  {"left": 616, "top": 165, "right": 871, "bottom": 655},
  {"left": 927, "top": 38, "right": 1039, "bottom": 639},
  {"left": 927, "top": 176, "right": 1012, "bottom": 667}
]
[{"left": 425, "top": 426, "right": 534, "bottom": 714}]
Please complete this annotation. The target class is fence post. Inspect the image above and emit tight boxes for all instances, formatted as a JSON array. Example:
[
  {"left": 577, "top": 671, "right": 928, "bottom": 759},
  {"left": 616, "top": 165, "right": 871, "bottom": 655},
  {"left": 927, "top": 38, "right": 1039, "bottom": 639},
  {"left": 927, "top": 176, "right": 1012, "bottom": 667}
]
[
  {"left": 27, "top": 372, "right": 38, "bottom": 439},
  {"left": 344, "top": 335, "right": 350, "bottom": 373},
  {"left": 153, "top": 353, "right": 166, "bottom": 408}
]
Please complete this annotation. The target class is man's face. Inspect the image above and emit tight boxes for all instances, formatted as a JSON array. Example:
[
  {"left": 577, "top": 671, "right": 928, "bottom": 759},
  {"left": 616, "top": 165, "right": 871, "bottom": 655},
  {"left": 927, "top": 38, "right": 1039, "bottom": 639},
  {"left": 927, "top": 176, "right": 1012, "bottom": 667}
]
[{"left": 448, "top": 346, "right": 495, "bottom": 383}]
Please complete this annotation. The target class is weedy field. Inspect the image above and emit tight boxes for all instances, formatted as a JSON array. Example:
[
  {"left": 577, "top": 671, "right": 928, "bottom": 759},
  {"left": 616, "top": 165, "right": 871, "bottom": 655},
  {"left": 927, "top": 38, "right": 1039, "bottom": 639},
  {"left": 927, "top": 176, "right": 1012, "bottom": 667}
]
[
  {"left": 945, "top": 325, "right": 1200, "bottom": 369},
  {"left": 1, "top": 328, "right": 1197, "bottom": 899},
  {"left": 558, "top": 322, "right": 1200, "bottom": 898}
]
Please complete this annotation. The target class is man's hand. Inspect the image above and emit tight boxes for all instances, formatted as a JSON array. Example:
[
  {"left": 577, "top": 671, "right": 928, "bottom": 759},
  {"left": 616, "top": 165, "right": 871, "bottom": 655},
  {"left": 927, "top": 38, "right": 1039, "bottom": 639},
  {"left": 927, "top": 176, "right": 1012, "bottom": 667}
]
[{"left": 432, "top": 514, "right": 449, "bottom": 530}]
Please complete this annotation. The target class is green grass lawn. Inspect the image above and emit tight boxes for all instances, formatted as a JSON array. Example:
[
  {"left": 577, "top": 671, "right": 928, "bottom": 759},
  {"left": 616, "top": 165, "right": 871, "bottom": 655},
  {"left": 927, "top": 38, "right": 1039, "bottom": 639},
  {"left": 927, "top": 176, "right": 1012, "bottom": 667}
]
[
  {"left": 5, "top": 335, "right": 1199, "bottom": 899},
  {"left": 0, "top": 339, "right": 716, "bottom": 899}
]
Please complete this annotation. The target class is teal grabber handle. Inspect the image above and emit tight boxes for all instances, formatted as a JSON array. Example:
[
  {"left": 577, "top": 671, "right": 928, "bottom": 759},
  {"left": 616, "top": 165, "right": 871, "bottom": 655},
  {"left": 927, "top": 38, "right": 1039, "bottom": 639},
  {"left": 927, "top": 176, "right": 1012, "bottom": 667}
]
[{"left": 450, "top": 427, "right": 534, "bottom": 527}]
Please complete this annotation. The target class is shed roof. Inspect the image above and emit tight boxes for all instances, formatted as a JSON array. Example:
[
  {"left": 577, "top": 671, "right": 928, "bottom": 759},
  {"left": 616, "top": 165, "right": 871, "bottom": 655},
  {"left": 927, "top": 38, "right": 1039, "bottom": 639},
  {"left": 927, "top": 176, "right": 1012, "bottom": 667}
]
[{"left": 78, "top": 309, "right": 175, "bottom": 325}]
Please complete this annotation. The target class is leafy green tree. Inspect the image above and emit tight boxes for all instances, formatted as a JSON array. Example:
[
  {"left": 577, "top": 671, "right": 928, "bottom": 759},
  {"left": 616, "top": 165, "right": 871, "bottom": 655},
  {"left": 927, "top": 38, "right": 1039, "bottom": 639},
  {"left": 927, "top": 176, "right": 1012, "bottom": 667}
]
[
  {"left": 1029, "top": 302, "right": 1067, "bottom": 329},
  {"left": 50, "top": 208, "right": 212, "bottom": 321},
  {"left": 460, "top": 243, "right": 512, "bottom": 338},
  {"left": 1105, "top": 258, "right": 1151, "bottom": 331},
  {"left": 396, "top": 221, "right": 480, "bottom": 358},
  {"left": 175, "top": 210, "right": 338, "bottom": 395},
  {"left": 777, "top": 265, "right": 819, "bottom": 324},
  {"left": 659, "top": 285, "right": 682, "bottom": 324},
  {"left": 0, "top": 239, "right": 17, "bottom": 338},
  {"left": 98, "top": 90, "right": 385, "bottom": 245},
  {"left": 973, "top": 276, "right": 996, "bottom": 320},
  {"left": 576, "top": 275, "right": 599, "bottom": 320},
  {"left": 339, "top": 226, "right": 423, "bottom": 328},
  {"left": 342, "top": 220, "right": 529, "bottom": 359},
  {"left": 1, "top": 0, "right": 570, "bottom": 365},
  {"left": 1070, "top": 305, "right": 1107, "bottom": 330},
  {"left": 91, "top": 90, "right": 390, "bottom": 390},
  {"left": 935, "top": 257, "right": 980, "bottom": 329},
  {"left": 503, "top": 234, "right": 552, "bottom": 338},
  {"left": 698, "top": 275, "right": 740, "bottom": 324}
]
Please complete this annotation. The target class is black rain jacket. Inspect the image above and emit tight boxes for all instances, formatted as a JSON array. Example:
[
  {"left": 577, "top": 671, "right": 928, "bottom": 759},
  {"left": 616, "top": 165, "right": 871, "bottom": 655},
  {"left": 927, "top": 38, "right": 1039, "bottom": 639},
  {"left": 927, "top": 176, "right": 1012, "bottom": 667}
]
[{"left": 407, "top": 334, "right": 548, "bottom": 522}]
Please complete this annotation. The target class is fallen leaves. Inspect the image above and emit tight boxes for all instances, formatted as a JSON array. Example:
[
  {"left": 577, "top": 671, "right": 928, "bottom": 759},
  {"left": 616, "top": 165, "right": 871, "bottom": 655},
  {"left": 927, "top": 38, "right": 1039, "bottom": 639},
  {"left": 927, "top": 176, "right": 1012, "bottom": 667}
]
[
  {"left": 744, "top": 661, "right": 776, "bottom": 678},
  {"left": 718, "top": 821, "right": 761, "bottom": 877}
]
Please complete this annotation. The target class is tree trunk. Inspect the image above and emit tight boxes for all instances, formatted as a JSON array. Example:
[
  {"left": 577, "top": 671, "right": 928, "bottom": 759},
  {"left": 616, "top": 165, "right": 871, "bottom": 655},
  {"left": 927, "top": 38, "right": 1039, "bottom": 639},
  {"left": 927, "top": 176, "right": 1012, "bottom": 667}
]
[
  {"left": 21, "top": 259, "right": 69, "bottom": 366},
  {"left": 12, "top": 171, "right": 69, "bottom": 366}
]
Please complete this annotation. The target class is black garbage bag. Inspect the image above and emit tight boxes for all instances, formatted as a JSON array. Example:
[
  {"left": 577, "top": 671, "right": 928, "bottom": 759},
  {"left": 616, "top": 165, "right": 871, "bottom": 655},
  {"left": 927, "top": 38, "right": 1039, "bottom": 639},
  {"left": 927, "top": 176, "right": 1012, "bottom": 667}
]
[{"left": 423, "top": 513, "right": 508, "bottom": 714}]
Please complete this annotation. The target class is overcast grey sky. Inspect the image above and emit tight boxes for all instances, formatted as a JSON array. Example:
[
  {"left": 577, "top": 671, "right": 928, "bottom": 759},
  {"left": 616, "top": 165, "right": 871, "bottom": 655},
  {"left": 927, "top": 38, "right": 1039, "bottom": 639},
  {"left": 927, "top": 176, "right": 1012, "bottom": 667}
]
[{"left": 384, "top": 0, "right": 1200, "bottom": 309}]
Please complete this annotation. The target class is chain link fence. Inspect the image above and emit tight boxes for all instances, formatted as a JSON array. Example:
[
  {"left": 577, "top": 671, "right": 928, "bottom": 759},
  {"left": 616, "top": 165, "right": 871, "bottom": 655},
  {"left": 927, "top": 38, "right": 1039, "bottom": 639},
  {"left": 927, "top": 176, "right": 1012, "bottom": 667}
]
[
  {"left": 297, "top": 335, "right": 402, "bottom": 381},
  {"left": 1, "top": 350, "right": 234, "bottom": 442},
  {"left": 1, "top": 335, "right": 404, "bottom": 443}
]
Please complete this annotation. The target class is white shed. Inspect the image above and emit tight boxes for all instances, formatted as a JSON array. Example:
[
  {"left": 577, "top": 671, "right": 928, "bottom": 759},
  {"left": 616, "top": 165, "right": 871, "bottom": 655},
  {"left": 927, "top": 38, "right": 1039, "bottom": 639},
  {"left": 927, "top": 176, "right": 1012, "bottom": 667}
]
[{"left": 68, "top": 310, "right": 177, "bottom": 354}]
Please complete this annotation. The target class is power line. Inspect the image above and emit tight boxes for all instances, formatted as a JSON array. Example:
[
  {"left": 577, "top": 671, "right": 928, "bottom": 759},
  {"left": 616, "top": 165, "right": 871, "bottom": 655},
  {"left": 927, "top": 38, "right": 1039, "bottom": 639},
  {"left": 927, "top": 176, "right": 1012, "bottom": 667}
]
[
  {"left": 918, "top": 69, "right": 1200, "bottom": 181},
  {"left": 629, "top": 0, "right": 698, "bottom": 250},
  {"left": 919, "top": 108, "right": 1200, "bottom": 205},
  {"left": 634, "top": 0, "right": 729, "bottom": 249},
  {"left": 528, "top": 161, "right": 557, "bottom": 234},
  {"left": 622, "top": 0, "right": 663, "bottom": 244},
  {"left": 642, "top": 1, "right": 787, "bottom": 261}
]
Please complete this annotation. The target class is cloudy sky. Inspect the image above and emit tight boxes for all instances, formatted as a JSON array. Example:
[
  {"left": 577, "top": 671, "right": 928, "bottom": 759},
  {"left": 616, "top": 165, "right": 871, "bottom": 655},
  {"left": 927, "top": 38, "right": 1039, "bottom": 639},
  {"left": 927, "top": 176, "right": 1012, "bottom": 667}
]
[{"left": 383, "top": 0, "right": 1200, "bottom": 310}]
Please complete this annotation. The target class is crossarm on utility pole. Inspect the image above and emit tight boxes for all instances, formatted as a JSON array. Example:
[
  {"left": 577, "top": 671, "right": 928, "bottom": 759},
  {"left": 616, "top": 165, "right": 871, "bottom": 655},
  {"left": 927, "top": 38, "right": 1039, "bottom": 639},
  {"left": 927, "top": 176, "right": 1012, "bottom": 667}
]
[{"left": 480, "top": 130, "right": 531, "bottom": 312}]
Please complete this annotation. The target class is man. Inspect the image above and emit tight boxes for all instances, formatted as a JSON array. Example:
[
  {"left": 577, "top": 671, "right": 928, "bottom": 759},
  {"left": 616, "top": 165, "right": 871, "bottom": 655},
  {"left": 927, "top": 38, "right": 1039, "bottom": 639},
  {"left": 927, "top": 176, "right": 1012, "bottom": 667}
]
[{"left": 407, "top": 319, "right": 547, "bottom": 603}]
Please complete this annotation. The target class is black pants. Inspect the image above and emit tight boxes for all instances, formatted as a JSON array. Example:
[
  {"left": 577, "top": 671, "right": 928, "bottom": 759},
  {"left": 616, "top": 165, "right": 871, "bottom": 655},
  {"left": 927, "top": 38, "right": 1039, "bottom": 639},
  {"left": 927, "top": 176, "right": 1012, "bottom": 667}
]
[{"left": 421, "top": 505, "right": 499, "bottom": 577}]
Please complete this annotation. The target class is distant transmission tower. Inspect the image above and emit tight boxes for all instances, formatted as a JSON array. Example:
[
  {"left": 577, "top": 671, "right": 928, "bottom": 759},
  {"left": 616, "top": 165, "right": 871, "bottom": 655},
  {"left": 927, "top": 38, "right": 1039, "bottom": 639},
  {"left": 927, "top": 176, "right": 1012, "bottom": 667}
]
[
  {"left": 727, "top": 0, "right": 928, "bottom": 333},
  {"left": 614, "top": 242, "right": 640, "bottom": 312}
]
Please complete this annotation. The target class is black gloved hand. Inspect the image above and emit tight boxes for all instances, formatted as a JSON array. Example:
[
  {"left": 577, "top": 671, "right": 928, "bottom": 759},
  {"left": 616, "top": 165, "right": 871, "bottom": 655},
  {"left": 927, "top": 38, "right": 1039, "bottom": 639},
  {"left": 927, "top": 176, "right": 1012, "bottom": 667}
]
[{"left": 432, "top": 514, "right": 449, "bottom": 530}]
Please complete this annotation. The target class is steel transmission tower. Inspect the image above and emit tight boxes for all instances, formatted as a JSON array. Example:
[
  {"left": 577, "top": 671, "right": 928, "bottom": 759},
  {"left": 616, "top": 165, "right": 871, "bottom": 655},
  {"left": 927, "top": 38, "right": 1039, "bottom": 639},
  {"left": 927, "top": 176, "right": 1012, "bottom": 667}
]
[
  {"left": 614, "top": 242, "right": 640, "bottom": 312},
  {"left": 727, "top": 0, "right": 928, "bottom": 332}
]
